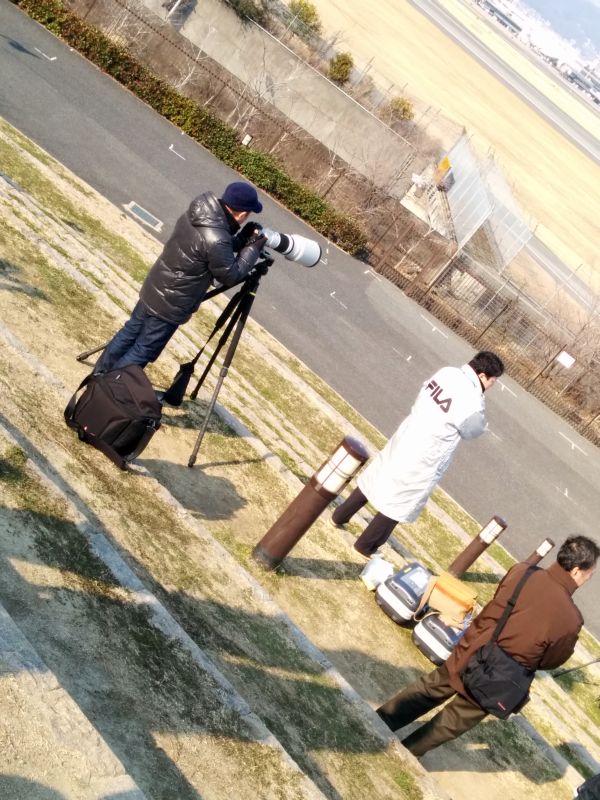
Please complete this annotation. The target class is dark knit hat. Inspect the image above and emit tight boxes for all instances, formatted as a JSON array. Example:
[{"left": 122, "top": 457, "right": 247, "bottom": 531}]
[{"left": 221, "top": 181, "right": 263, "bottom": 213}]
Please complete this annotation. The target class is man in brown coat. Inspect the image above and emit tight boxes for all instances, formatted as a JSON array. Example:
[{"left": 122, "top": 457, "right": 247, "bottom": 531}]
[{"left": 377, "top": 535, "right": 599, "bottom": 756}]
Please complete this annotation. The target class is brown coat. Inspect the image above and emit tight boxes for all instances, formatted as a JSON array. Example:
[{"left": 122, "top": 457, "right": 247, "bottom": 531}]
[{"left": 447, "top": 561, "right": 583, "bottom": 697}]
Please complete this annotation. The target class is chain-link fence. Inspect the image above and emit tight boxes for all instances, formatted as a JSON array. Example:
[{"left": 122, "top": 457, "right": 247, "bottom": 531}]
[{"left": 372, "top": 248, "right": 600, "bottom": 446}]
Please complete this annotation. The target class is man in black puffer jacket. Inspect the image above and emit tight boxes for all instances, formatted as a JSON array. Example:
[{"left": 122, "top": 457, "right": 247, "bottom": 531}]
[{"left": 95, "top": 181, "right": 265, "bottom": 374}]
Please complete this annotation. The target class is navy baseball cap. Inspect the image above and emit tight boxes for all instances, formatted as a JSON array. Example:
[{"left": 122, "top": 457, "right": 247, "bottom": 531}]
[{"left": 221, "top": 181, "right": 263, "bottom": 213}]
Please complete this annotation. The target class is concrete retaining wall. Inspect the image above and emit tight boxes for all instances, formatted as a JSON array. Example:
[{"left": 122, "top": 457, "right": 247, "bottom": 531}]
[{"left": 142, "top": 0, "right": 415, "bottom": 194}]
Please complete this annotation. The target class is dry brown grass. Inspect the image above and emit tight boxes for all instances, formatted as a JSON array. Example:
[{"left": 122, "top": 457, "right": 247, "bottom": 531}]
[{"left": 311, "top": 0, "right": 600, "bottom": 284}]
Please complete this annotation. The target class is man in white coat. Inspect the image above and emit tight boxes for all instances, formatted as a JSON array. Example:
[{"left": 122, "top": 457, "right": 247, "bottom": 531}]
[{"left": 333, "top": 351, "right": 504, "bottom": 558}]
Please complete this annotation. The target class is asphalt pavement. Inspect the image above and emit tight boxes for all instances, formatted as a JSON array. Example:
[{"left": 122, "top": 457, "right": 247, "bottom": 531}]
[{"left": 2, "top": 1, "right": 600, "bottom": 631}]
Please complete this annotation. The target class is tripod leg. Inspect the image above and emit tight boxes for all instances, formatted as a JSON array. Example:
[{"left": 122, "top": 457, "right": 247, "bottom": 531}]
[
  {"left": 188, "top": 286, "right": 256, "bottom": 467},
  {"left": 187, "top": 367, "right": 229, "bottom": 467},
  {"left": 189, "top": 300, "right": 246, "bottom": 400},
  {"left": 76, "top": 341, "right": 110, "bottom": 362}
]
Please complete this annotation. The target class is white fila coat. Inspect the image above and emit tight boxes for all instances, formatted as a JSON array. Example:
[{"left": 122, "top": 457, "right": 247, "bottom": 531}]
[{"left": 357, "top": 364, "right": 487, "bottom": 522}]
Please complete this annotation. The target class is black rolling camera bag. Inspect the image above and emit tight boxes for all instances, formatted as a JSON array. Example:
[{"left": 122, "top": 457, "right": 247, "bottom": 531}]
[{"left": 64, "top": 366, "right": 162, "bottom": 470}]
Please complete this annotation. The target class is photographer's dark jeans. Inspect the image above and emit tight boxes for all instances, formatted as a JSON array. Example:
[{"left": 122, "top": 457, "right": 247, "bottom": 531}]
[{"left": 95, "top": 301, "right": 178, "bottom": 373}]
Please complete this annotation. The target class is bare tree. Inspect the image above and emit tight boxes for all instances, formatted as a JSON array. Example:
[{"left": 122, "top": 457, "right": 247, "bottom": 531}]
[
  {"left": 172, "top": 49, "right": 208, "bottom": 92},
  {"left": 225, "top": 46, "right": 303, "bottom": 134},
  {"left": 103, "top": 7, "right": 148, "bottom": 49}
]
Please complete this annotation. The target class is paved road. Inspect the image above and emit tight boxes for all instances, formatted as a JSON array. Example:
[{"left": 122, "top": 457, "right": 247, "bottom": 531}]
[{"left": 2, "top": 3, "right": 600, "bottom": 630}]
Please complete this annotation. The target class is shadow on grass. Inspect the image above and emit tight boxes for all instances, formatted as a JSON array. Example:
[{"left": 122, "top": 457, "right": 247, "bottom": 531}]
[
  {"left": 0, "top": 258, "right": 49, "bottom": 300},
  {"left": 0, "top": 502, "right": 415, "bottom": 800},
  {"left": 420, "top": 715, "right": 569, "bottom": 782},
  {"left": 158, "top": 399, "right": 238, "bottom": 435},
  {"left": 140, "top": 458, "right": 248, "bottom": 520},
  {"left": 282, "top": 555, "right": 365, "bottom": 581},
  {"left": 0, "top": 777, "right": 64, "bottom": 800},
  {"left": 0, "top": 415, "right": 578, "bottom": 794}
]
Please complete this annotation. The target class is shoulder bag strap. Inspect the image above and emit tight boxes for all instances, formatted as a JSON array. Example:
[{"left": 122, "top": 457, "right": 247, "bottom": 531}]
[
  {"left": 491, "top": 565, "right": 538, "bottom": 642},
  {"left": 85, "top": 435, "right": 127, "bottom": 470},
  {"left": 413, "top": 575, "right": 438, "bottom": 619},
  {"left": 189, "top": 281, "right": 251, "bottom": 368},
  {"left": 64, "top": 372, "right": 95, "bottom": 429}
]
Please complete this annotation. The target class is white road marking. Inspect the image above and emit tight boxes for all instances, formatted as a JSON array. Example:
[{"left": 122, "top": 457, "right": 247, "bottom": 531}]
[
  {"left": 169, "top": 144, "right": 186, "bottom": 160},
  {"left": 392, "top": 348, "right": 413, "bottom": 363},
  {"left": 329, "top": 291, "right": 347, "bottom": 310},
  {"left": 497, "top": 380, "right": 517, "bottom": 398},
  {"left": 419, "top": 313, "right": 448, "bottom": 339},
  {"left": 558, "top": 431, "right": 588, "bottom": 456},
  {"left": 489, "top": 431, "right": 502, "bottom": 441},
  {"left": 553, "top": 484, "right": 572, "bottom": 501},
  {"left": 34, "top": 47, "right": 56, "bottom": 61},
  {"left": 364, "top": 268, "right": 382, "bottom": 281}
]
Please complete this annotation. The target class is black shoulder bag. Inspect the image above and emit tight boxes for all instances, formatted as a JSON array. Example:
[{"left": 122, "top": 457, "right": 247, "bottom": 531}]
[
  {"left": 64, "top": 366, "right": 162, "bottom": 470},
  {"left": 461, "top": 566, "right": 538, "bottom": 719}
]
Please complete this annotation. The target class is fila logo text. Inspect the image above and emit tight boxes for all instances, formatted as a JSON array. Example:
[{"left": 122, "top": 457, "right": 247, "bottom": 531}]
[{"left": 426, "top": 380, "right": 453, "bottom": 413}]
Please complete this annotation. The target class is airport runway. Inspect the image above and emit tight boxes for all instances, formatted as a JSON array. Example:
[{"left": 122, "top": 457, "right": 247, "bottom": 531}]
[{"left": 409, "top": 0, "right": 600, "bottom": 165}]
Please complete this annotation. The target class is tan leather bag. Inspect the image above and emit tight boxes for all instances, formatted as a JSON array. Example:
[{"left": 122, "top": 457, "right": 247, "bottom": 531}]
[{"left": 414, "top": 571, "right": 478, "bottom": 628}]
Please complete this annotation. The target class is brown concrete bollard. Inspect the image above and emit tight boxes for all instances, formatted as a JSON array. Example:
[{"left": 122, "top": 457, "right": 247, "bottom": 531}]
[
  {"left": 525, "top": 537, "right": 555, "bottom": 565},
  {"left": 252, "top": 436, "right": 369, "bottom": 571},
  {"left": 448, "top": 516, "right": 508, "bottom": 578}
]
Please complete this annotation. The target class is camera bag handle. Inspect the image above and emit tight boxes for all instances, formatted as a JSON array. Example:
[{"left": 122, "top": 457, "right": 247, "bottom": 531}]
[
  {"left": 64, "top": 373, "right": 128, "bottom": 469},
  {"left": 64, "top": 373, "right": 93, "bottom": 430}
]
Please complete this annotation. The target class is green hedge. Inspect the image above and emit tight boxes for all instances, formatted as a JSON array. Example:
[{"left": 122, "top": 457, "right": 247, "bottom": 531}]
[{"left": 13, "top": 0, "right": 369, "bottom": 257}]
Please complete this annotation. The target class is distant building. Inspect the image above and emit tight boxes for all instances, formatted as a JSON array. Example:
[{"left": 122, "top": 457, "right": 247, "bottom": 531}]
[
  {"left": 566, "top": 71, "right": 594, "bottom": 92},
  {"left": 581, "top": 66, "right": 600, "bottom": 93},
  {"left": 479, "top": 0, "right": 522, "bottom": 35}
]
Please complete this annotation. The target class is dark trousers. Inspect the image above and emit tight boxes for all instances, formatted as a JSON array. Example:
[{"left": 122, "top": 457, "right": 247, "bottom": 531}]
[
  {"left": 332, "top": 487, "right": 398, "bottom": 556},
  {"left": 377, "top": 663, "right": 487, "bottom": 756},
  {"left": 95, "top": 301, "right": 178, "bottom": 373}
]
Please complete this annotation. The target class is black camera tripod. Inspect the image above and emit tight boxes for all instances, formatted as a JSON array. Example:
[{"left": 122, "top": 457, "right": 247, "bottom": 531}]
[
  {"left": 76, "top": 255, "right": 274, "bottom": 467},
  {"left": 185, "top": 256, "right": 272, "bottom": 466}
]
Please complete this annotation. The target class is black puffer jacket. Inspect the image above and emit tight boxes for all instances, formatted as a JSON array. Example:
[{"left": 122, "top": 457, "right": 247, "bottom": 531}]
[{"left": 139, "top": 192, "right": 262, "bottom": 325}]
